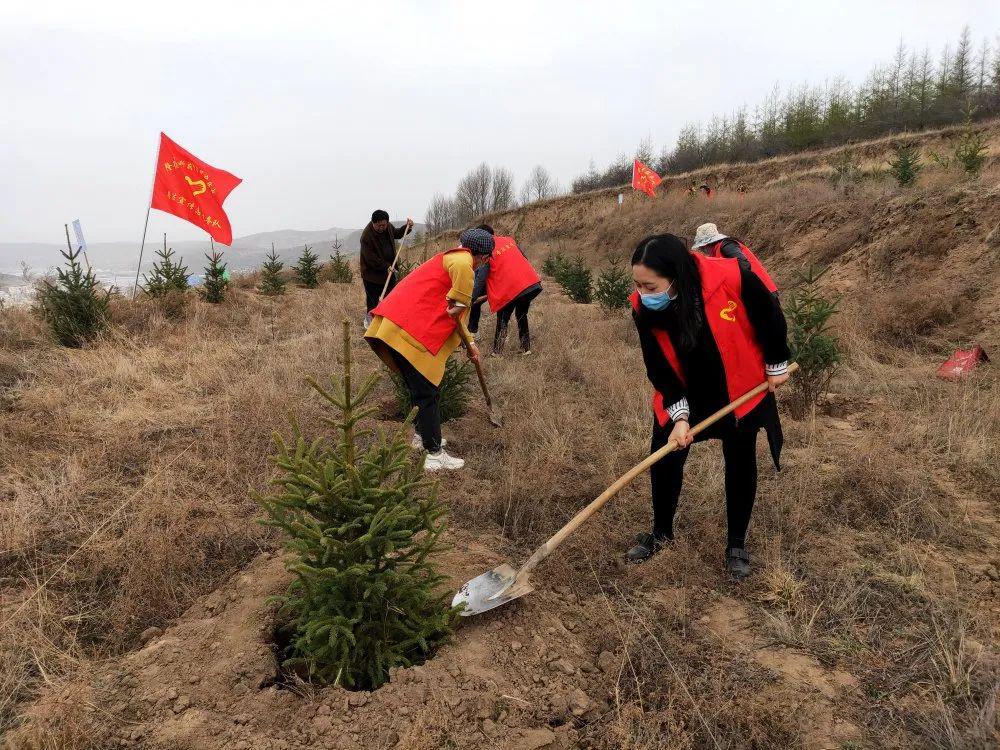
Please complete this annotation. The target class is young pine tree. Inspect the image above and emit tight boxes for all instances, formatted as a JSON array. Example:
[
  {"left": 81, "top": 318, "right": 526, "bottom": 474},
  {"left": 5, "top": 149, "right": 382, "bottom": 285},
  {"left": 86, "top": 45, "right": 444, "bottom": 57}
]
[
  {"left": 784, "top": 265, "right": 841, "bottom": 418},
  {"left": 593, "top": 256, "right": 632, "bottom": 312},
  {"left": 542, "top": 249, "right": 569, "bottom": 278},
  {"left": 259, "top": 247, "right": 287, "bottom": 296},
  {"left": 199, "top": 250, "right": 229, "bottom": 303},
  {"left": 328, "top": 250, "right": 354, "bottom": 284},
  {"left": 34, "top": 244, "right": 110, "bottom": 347},
  {"left": 254, "top": 321, "right": 458, "bottom": 689},
  {"left": 953, "top": 121, "right": 988, "bottom": 177},
  {"left": 557, "top": 255, "right": 593, "bottom": 304},
  {"left": 887, "top": 144, "right": 923, "bottom": 186},
  {"left": 295, "top": 245, "right": 322, "bottom": 288},
  {"left": 143, "top": 240, "right": 190, "bottom": 297}
]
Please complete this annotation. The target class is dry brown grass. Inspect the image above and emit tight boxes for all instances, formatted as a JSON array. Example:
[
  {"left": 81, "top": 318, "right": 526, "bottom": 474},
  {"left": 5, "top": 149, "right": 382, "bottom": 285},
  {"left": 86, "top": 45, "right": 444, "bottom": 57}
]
[
  {"left": 4, "top": 125, "right": 1000, "bottom": 748},
  {"left": 0, "top": 283, "right": 368, "bottom": 735}
]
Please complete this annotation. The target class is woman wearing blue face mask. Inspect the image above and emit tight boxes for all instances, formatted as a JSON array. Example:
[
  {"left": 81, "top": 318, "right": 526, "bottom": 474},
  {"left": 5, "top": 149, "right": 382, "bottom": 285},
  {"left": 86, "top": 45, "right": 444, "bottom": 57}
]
[{"left": 628, "top": 233, "right": 790, "bottom": 578}]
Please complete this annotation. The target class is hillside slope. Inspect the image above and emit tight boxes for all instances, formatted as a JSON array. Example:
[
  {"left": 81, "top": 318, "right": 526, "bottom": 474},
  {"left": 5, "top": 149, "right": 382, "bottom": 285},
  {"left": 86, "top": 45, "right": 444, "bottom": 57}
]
[{"left": 3, "top": 126, "right": 998, "bottom": 749}]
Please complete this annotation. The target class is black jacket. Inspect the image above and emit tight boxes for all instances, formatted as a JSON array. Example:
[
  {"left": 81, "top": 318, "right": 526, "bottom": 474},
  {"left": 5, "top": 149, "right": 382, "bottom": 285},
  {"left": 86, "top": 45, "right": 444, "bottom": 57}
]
[
  {"left": 633, "top": 266, "right": 790, "bottom": 463},
  {"left": 358, "top": 222, "right": 408, "bottom": 284}
]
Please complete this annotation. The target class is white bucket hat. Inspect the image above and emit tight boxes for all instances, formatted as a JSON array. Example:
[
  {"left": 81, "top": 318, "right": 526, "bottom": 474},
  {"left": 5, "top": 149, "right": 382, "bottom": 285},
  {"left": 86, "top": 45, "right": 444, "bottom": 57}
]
[{"left": 691, "top": 223, "right": 728, "bottom": 249}]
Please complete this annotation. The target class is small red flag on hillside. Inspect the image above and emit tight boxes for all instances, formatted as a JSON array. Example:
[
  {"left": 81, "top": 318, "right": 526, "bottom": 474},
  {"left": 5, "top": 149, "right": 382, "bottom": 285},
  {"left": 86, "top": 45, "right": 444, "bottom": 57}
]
[
  {"left": 632, "top": 159, "right": 662, "bottom": 197},
  {"left": 150, "top": 133, "right": 242, "bottom": 245},
  {"left": 936, "top": 345, "right": 989, "bottom": 380}
]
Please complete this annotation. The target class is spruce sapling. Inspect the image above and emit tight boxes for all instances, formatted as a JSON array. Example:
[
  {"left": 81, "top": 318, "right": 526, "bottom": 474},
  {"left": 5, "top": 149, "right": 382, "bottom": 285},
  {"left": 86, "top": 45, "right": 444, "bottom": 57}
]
[
  {"left": 199, "top": 249, "right": 229, "bottom": 303},
  {"left": 255, "top": 321, "right": 458, "bottom": 689},
  {"left": 259, "top": 246, "right": 287, "bottom": 296},
  {"left": 34, "top": 244, "right": 110, "bottom": 347},
  {"left": 328, "top": 237, "right": 354, "bottom": 283},
  {"left": 142, "top": 238, "right": 189, "bottom": 297},
  {"left": 593, "top": 256, "right": 632, "bottom": 311},
  {"left": 784, "top": 265, "right": 841, "bottom": 418},
  {"left": 294, "top": 245, "right": 322, "bottom": 288},
  {"left": 887, "top": 144, "right": 922, "bottom": 186},
  {"left": 557, "top": 255, "right": 593, "bottom": 304}
]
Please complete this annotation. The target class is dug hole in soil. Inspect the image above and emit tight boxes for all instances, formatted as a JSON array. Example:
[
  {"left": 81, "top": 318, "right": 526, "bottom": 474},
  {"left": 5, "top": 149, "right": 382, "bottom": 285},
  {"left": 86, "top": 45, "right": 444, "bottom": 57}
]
[
  {"left": 45, "top": 534, "right": 620, "bottom": 750},
  {"left": 27, "top": 519, "right": 865, "bottom": 750}
]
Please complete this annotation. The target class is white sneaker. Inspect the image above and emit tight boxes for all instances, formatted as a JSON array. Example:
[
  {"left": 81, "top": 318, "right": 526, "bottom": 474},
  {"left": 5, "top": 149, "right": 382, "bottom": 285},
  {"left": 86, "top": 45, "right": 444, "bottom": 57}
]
[
  {"left": 424, "top": 450, "right": 465, "bottom": 472},
  {"left": 411, "top": 434, "right": 447, "bottom": 450}
]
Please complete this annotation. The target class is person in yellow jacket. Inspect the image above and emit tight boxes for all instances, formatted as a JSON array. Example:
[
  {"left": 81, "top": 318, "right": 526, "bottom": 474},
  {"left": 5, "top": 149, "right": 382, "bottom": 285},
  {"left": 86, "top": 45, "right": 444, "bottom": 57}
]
[{"left": 365, "top": 228, "right": 494, "bottom": 471}]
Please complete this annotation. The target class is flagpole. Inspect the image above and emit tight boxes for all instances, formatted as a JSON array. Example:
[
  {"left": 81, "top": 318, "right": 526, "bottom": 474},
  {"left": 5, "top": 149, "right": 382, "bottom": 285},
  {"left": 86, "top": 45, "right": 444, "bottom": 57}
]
[
  {"left": 131, "top": 205, "right": 152, "bottom": 301},
  {"left": 132, "top": 136, "right": 160, "bottom": 301}
]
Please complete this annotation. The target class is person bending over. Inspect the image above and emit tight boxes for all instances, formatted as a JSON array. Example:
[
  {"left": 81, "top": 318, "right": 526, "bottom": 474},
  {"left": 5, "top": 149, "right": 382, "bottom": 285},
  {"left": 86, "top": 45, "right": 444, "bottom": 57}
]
[
  {"left": 467, "top": 224, "right": 542, "bottom": 355},
  {"left": 627, "top": 233, "right": 790, "bottom": 578},
  {"left": 365, "top": 228, "right": 493, "bottom": 471}
]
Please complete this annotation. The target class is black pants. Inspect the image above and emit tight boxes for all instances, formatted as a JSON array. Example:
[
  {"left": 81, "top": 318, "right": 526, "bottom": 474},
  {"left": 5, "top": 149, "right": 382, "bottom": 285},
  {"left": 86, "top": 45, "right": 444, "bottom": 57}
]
[
  {"left": 468, "top": 298, "right": 486, "bottom": 333},
  {"left": 493, "top": 288, "right": 540, "bottom": 352},
  {"left": 390, "top": 350, "right": 442, "bottom": 452},
  {"left": 649, "top": 418, "right": 758, "bottom": 548},
  {"left": 364, "top": 276, "right": 396, "bottom": 313}
]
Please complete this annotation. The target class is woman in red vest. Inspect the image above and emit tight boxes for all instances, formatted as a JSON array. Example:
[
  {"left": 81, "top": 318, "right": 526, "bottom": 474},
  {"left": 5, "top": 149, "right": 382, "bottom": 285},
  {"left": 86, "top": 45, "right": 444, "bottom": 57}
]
[
  {"left": 691, "top": 223, "right": 778, "bottom": 294},
  {"left": 365, "top": 228, "right": 493, "bottom": 471},
  {"left": 628, "top": 234, "right": 790, "bottom": 578},
  {"left": 467, "top": 224, "right": 542, "bottom": 355}
]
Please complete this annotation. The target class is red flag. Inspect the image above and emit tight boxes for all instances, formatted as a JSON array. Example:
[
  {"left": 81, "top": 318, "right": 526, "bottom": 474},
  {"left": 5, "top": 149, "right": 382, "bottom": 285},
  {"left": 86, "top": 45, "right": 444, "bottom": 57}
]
[
  {"left": 936, "top": 345, "right": 989, "bottom": 380},
  {"left": 632, "top": 159, "right": 662, "bottom": 197},
  {"left": 150, "top": 133, "right": 242, "bottom": 245}
]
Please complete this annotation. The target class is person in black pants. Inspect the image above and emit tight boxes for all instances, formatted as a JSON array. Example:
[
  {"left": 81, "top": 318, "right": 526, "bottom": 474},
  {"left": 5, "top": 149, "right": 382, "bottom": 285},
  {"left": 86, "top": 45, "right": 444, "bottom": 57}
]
[
  {"left": 627, "top": 233, "right": 790, "bottom": 578},
  {"left": 470, "top": 265, "right": 541, "bottom": 352},
  {"left": 468, "top": 263, "right": 490, "bottom": 334},
  {"left": 492, "top": 287, "right": 541, "bottom": 353},
  {"left": 389, "top": 351, "right": 442, "bottom": 452},
  {"left": 467, "top": 224, "right": 543, "bottom": 354}
]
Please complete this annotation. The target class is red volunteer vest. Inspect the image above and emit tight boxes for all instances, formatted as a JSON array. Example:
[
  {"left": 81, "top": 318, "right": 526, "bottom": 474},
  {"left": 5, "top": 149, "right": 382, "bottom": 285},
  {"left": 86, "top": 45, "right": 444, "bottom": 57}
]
[
  {"left": 704, "top": 239, "right": 778, "bottom": 293},
  {"left": 372, "top": 248, "right": 471, "bottom": 355},
  {"left": 630, "top": 254, "right": 768, "bottom": 427},
  {"left": 486, "top": 236, "right": 541, "bottom": 311}
]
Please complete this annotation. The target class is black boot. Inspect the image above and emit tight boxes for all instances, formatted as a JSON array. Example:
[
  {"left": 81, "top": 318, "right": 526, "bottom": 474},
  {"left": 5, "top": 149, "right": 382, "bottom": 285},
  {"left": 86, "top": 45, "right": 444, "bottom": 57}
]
[
  {"left": 626, "top": 531, "right": 672, "bottom": 563},
  {"left": 726, "top": 546, "right": 752, "bottom": 579}
]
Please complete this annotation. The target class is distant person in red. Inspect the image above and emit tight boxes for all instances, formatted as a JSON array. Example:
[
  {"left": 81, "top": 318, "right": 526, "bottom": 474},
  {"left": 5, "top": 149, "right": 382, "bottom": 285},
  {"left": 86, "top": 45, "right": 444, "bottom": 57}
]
[
  {"left": 691, "top": 223, "right": 778, "bottom": 295},
  {"left": 467, "top": 224, "right": 543, "bottom": 355},
  {"left": 359, "top": 209, "right": 413, "bottom": 322},
  {"left": 699, "top": 183, "right": 714, "bottom": 198}
]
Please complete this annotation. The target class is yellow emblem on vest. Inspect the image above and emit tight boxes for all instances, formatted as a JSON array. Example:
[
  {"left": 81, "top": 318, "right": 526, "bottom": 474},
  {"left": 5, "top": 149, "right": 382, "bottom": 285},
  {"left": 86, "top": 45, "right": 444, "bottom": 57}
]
[{"left": 720, "top": 300, "right": 737, "bottom": 322}]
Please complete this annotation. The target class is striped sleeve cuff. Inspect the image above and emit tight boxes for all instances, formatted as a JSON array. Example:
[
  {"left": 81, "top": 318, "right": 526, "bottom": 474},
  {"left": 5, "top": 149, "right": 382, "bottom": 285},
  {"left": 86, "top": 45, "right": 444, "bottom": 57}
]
[
  {"left": 667, "top": 398, "right": 690, "bottom": 422},
  {"left": 766, "top": 361, "right": 789, "bottom": 376}
]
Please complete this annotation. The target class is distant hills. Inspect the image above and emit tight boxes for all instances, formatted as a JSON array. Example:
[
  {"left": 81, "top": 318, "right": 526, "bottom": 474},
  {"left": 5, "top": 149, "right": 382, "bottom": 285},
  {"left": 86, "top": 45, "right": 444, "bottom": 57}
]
[{"left": 0, "top": 222, "right": 426, "bottom": 278}]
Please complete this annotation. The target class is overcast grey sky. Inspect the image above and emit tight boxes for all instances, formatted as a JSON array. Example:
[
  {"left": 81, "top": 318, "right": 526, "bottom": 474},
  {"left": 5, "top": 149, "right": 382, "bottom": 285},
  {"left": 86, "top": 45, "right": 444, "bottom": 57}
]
[{"left": 2, "top": 0, "right": 998, "bottom": 244}]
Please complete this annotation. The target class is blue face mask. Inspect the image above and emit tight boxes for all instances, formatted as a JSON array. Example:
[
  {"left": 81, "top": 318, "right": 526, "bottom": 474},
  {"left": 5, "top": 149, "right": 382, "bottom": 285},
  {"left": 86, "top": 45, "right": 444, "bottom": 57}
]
[{"left": 639, "top": 282, "right": 676, "bottom": 311}]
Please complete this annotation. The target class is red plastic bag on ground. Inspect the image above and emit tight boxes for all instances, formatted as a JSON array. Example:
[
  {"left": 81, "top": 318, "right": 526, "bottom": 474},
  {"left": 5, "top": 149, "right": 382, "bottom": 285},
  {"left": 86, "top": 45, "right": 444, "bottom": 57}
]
[{"left": 936, "top": 346, "right": 989, "bottom": 380}]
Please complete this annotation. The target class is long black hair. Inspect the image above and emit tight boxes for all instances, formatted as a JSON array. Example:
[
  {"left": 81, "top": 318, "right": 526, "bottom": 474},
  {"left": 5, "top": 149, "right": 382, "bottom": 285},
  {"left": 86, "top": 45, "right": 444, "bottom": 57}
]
[{"left": 631, "top": 233, "right": 704, "bottom": 350}]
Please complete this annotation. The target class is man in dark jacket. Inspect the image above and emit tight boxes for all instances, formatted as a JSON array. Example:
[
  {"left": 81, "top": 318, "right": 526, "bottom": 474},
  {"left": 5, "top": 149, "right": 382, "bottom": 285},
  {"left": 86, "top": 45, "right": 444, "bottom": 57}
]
[{"left": 359, "top": 209, "right": 413, "bottom": 318}]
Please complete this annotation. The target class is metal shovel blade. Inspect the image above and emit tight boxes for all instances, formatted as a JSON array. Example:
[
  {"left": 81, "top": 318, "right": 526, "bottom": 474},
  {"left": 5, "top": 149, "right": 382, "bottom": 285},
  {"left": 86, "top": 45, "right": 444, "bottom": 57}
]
[
  {"left": 452, "top": 564, "right": 533, "bottom": 616},
  {"left": 487, "top": 408, "right": 503, "bottom": 428}
]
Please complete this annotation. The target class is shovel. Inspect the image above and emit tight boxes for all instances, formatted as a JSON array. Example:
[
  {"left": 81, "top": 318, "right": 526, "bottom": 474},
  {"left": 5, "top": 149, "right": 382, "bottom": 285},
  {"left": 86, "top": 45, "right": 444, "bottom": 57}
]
[
  {"left": 457, "top": 320, "right": 503, "bottom": 428},
  {"left": 453, "top": 363, "right": 798, "bottom": 616}
]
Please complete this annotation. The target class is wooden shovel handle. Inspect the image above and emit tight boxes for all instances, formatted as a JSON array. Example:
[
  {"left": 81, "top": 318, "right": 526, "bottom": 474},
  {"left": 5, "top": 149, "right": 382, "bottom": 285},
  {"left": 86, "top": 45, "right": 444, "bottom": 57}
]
[
  {"left": 517, "top": 363, "right": 799, "bottom": 576},
  {"left": 378, "top": 224, "right": 412, "bottom": 302},
  {"left": 456, "top": 320, "right": 493, "bottom": 409}
]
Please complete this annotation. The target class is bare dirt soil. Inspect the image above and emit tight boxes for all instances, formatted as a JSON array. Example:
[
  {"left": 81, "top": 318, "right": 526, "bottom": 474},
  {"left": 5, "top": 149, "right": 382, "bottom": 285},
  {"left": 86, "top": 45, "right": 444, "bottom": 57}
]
[{"left": 3, "top": 125, "right": 1000, "bottom": 749}]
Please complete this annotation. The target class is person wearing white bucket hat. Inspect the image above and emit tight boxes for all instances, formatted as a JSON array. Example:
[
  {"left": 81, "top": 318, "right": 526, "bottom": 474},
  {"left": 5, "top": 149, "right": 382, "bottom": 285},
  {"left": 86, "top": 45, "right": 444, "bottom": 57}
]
[{"left": 691, "top": 223, "right": 778, "bottom": 295}]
